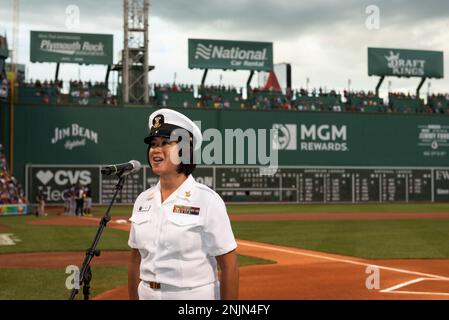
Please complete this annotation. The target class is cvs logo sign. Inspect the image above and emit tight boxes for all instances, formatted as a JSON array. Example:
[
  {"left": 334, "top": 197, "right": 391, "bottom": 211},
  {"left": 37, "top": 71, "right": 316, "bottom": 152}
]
[
  {"left": 35, "top": 170, "right": 92, "bottom": 186},
  {"left": 54, "top": 170, "right": 91, "bottom": 185}
]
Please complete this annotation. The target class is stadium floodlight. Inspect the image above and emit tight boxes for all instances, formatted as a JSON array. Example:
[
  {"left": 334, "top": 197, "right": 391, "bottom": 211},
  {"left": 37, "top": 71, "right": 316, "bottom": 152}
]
[{"left": 123, "top": 0, "right": 150, "bottom": 104}]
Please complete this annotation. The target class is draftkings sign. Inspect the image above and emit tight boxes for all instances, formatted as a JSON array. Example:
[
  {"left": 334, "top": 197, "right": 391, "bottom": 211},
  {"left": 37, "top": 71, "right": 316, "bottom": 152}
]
[{"left": 368, "top": 47, "right": 444, "bottom": 78}]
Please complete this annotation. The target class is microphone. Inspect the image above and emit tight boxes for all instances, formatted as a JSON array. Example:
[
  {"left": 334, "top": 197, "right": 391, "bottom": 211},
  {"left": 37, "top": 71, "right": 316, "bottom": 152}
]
[{"left": 101, "top": 160, "right": 141, "bottom": 176}]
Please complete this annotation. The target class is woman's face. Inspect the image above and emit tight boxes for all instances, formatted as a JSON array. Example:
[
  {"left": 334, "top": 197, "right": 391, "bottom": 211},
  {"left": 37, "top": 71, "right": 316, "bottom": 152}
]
[{"left": 148, "top": 137, "right": 180, "bottom": 176}]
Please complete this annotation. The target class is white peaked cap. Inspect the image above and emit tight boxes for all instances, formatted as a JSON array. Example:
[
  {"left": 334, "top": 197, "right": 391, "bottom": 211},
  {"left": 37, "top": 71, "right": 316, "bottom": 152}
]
[{"left": 148, "top": 108, "right": 203, "bottom": 151}]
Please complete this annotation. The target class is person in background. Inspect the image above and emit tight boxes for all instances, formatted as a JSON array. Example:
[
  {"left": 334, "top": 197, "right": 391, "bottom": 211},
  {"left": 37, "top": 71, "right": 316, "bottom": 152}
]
[
  {"left": 83, "top": 184, "right": 92, "bottom": 216},
  {"left": 35, "top": 188, "right": 47, "bottom": 217},
  {"left": 69, "top": 184, "right": 77, "bottom": 215},
  {"left": 62, "top": 186, "right": 71, "bottom": 215},
  {"left": 75, "top": 183, "right": 85, "bottom": 217}
]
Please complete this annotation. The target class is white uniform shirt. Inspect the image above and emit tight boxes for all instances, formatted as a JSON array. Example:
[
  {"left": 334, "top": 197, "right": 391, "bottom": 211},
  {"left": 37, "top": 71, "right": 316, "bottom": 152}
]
[{"left": 128, "top": 175, "right": 237, "bottom": 288}]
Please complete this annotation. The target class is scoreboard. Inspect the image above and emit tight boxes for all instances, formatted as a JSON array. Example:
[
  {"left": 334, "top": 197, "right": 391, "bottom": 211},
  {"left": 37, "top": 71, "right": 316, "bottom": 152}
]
[
  {"left": 212, "top": 167, "right": 440, "bottom": 203},
  {"left": 27, "top": 165, "right": 449, "bottom": 204}
]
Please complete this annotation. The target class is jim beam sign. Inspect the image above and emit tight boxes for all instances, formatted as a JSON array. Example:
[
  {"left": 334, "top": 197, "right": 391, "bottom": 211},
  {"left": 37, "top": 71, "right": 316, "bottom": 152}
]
[
  {"left": 51, "top": 123, "right": 99, "bottom": 151},
  {"left": 189, "top": 39, "right": 273, "bottom": 71}
]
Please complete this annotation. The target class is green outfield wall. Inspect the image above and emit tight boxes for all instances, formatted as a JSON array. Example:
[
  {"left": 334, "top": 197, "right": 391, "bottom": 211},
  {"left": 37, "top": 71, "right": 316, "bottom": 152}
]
[{"left": 3, "top": 104, "right": 449, "bottom": 187}]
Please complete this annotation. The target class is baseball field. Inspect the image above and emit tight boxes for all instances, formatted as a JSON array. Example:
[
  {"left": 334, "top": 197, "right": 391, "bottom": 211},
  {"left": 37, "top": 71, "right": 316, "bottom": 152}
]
[{"left": 1, "top": 202, "right": 449, "bottom": 300}]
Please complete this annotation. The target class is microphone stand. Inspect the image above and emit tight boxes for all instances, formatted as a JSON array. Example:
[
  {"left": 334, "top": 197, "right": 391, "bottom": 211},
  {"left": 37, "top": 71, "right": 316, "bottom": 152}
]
[{"left": 69, "top": 171, "right": 126, "bottom": 300}]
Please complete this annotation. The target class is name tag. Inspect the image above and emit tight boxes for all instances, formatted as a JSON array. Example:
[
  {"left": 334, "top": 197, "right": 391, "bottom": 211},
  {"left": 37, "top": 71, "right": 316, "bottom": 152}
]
[
  {"left": 173, "top": 205, "right": 200, "bottom": 216},
  {"left": 138, "top": 205, "right": 151, "bottom": 213}
]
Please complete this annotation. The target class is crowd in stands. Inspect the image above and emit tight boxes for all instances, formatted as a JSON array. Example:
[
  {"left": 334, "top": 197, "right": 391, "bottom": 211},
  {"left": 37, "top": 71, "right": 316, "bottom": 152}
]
[
  {"left": 0, "top": 76, "right": 7, "bottom": 99},
  {"left": 245, "top": 88, "right": 292, "bottom": 110},
  {"left": 0, "top": 144, "right": 26, "bottom": 205},
  {"left": 343, "top": 90, "right": 385, "bottom": 112},
  {"left": 13, "top": 79, "right": 118, "bottom": 106},
  {"left": 294, "top": 88, "right": 342, "bottom": 112},
  {"left": 387, "top": 92, "right": 430, "bottom": 114},
  {"left": 0, "top": 66, "right": 8, "bottom": 99},
  {"left": 23, "top": 79, "right": 63, "bottom": 89},
  {"left": 152, "top": 82, "right": 449, "bottom": 114},
  {"left": 154, "top": 83, "right": 194, "bottom": 93},
  {"left": 69, "top": 80, "right": 117, "bottom": 106},
  {"left": 18, "top": 79, "right": 62, "bottom": 104},
  {"left": 154, "top": 83, "right": 243, "bottom": 109},
  {"left": 197, "top": 86, "right": 242, "bottom": 109},
  {"left": 425, "top": 93, "right": 449, "bottom": 114}
]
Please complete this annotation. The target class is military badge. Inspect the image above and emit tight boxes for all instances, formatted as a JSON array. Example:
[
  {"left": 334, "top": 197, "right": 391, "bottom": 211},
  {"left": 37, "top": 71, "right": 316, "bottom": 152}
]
[
  {"left": 153, "top": 114, "right": 164, "bottom": 128},
  {"left": 173, "top": 205, "right": 200, "bottom": 215}
]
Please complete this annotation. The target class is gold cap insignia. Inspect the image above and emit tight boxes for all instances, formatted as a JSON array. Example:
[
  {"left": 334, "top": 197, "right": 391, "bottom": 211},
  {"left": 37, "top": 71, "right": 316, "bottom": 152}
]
[{"left": 153, "top": 115, "right": 163, "bottom": 129}]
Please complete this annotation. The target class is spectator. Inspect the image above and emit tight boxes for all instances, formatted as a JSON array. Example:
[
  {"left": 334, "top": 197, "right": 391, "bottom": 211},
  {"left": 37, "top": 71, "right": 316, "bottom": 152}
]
[
  {"left": 83, "top": 184, "right": 92, "bottom": 216},
  {"left": 70, "top": 184, "right": 77, "bottom": 215},
  {"left": 62, "top": 186, "right": 72, "bottom": 215},
  {"left": 75, "top": 183, "right": 84, "bottom": 216},
  {"left": 35, "top": 188, "right": 47, "bottom": 217}
]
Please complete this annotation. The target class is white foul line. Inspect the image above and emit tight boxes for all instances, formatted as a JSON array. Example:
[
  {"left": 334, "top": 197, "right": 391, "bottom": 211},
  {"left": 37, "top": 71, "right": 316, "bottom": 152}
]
[
  {"left": 380, "top": 278, "right": 426, "bottom": 293},
  {"left": 386, "top": 290, "right": 449, "bottom": 297},
  {"left": 82, "top": 218, "right": 449, "bottom": 296},
  {"left": 236, "top": 240, "right": 449, "bottom": 280},
  {"left": 381, "top": 277, "right": 449, "bottom": 296}
]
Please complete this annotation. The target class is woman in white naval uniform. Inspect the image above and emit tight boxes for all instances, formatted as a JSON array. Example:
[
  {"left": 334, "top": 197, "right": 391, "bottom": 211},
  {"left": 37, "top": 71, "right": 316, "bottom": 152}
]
[{"left": 128, "top": 108, "right": 239, "bottom": 300}]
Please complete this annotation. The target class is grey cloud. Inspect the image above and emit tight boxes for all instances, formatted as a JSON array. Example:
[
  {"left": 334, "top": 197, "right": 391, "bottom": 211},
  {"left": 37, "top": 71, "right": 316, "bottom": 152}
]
[
  {"left": 150, "top": 0, "right": 449, "bottom": 38},
  {"left": 5, "top": 0, "right": 449, "bottom": 40},
  {"left": 1, "top": 0, "right": 122, "bottom": 28},
  {"left": 3, "top": 0, "right": 449, "bottom": 93}
]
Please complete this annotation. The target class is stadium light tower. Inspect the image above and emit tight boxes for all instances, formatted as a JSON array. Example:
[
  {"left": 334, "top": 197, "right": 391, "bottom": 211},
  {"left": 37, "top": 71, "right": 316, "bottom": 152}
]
[
  {"left": 123, "top": 0, "right": 149, "bottom": 104},
  {"left": 8, "top": 0, "right": 20, "bottom": 174}
]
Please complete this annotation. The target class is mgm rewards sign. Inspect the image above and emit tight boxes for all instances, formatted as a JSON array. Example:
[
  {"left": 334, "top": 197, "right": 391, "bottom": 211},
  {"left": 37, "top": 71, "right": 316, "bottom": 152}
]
[{"left": 188, "top": 39, "right": 273, "bottom": 71}]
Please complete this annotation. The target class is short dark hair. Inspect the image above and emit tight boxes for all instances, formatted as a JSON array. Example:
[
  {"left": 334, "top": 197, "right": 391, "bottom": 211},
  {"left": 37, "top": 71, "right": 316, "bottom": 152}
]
[
  {"left": 177, "top": 162, "right": 196, "bottom": 177},
  {"left": 177, "top": 137, "right": 196, "bottom": 176}
]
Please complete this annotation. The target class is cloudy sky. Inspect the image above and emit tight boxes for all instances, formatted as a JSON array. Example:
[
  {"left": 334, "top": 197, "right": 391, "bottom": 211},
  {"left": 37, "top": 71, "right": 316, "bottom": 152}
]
[{"left": 1, "top": 0, "right": 449, "bottom": 99}]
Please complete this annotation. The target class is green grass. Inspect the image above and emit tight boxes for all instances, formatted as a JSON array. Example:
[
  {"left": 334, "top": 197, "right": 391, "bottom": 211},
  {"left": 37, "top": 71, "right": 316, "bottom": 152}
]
[
  {"left": 0, "top": 212, "right": 274, "bottom": 299},
  {"left": 0, "top": 215, "right": 130, "bottom": 254},
  {"left": 5, "top": 205, "right": 449, "bottom": 299},
  {"left": 232, "top": 219, "right": 449, "bottom": 259},
  {"left": 0, "top": 266, "right": 128, "bottom": 300},
  {"left": 88, "top": 203, "right": 449, "bottom": 216},
  {"left": 237, "top": 254, "right": 274, "bottom": 267},
  {"left": 4, "top": 203, "right": 449, "bottom": 260},
  {"left": 0, "top": 215, "right": 274, "bottom": 264},
  {"left": 227, "top": 203, "right": 449, "bottom": 214},
  {"left": 0, "top": 254, "right": 273, "bottom": 300}
]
